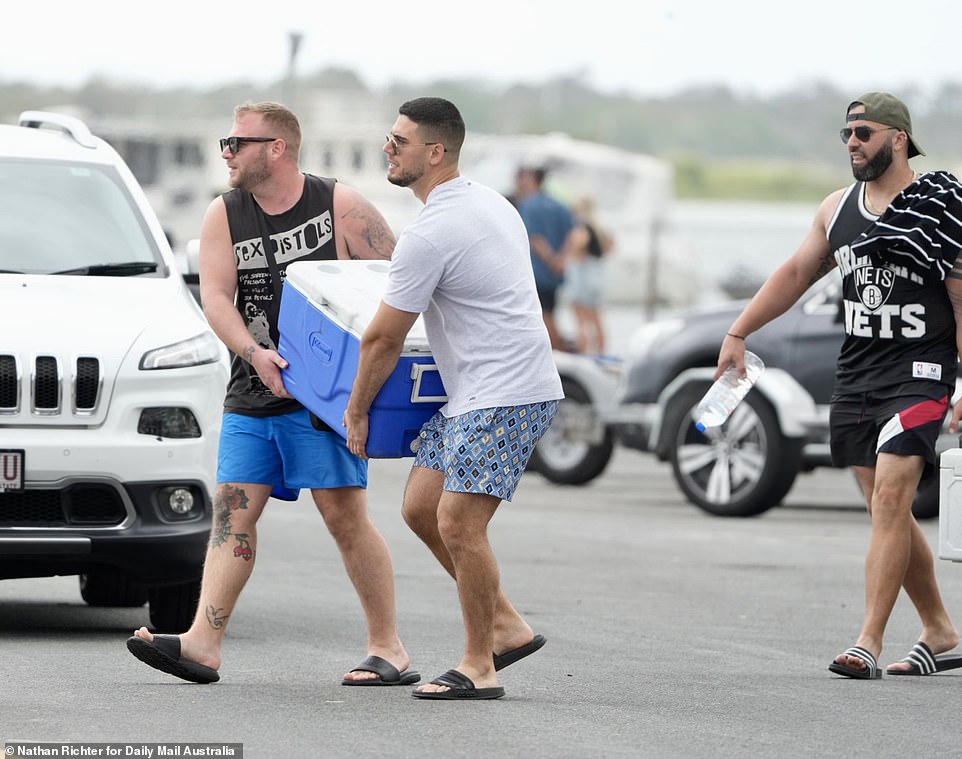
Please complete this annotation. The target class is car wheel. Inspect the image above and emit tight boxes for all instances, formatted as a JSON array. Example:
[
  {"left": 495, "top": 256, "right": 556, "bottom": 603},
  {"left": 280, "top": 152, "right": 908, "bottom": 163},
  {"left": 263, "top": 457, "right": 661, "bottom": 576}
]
[
  {"left": 79, "top": 570, "right": 148, "bottom": 607},
  {"left": 528, "top": 377, "right": 614, "bottom": 485},
  {"left": 667, "top": 384, "right": 803, "bottom": 517},
  {"left": 912, "top": 475, "right": 940, "bottom": 520},
  {"left": 148, "top": 580, "right": 201, "bottom": 633}
]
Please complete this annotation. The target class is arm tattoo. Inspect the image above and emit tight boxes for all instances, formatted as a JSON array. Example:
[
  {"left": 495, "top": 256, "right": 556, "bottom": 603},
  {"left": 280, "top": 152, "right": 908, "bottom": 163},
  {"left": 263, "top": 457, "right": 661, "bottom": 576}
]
[
  {"left": 210, "top": 484, "right": 249, "bottom": 548},
  {"left": 342, "top": 205, "right": 395, "bottom": 260},
  {"left": 808, "top": 253, "right": 837, "bottom": 288},
  {"left": 243, "top": 345, "right": 257, "bottom": 363}
]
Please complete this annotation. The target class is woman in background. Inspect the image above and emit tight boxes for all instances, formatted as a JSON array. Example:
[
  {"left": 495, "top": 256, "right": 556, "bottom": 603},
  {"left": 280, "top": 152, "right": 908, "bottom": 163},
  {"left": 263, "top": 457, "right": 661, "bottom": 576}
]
[{"left": 564, "top": 196, "right": 614, "bottom": 354}]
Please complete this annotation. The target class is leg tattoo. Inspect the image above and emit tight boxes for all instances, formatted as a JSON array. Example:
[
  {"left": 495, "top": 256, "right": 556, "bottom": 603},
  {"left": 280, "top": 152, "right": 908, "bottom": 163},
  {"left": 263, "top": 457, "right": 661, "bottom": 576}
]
[
  {"left": 206, "top": 605, "right": 230, "bottom": 630},
  {"left": 211, "top": 484, "right": 249, "bottom": 548}
]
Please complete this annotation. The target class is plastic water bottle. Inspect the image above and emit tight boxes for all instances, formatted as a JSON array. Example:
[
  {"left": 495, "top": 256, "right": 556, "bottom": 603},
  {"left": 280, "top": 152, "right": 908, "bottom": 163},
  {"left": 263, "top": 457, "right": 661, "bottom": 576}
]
[{"left": 693, "top": 350, "right": 765, "bottom": 432}]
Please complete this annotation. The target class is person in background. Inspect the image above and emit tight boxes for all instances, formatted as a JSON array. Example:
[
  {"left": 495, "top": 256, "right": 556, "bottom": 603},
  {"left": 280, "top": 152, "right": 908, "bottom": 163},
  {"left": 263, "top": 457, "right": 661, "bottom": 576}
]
[
  {"left": 126, "top": 101, "right": 418, "bottom": 688},
  {"left": 715, "top": 92, "right": 962, "bottom": 679},
  {"left": 564, "top": 195, "right": 614, "bottom": 355},
  {"left": 344, "top": 97, "right": 563, "bottom": 700},
  {"left": 514, "top": 166, "right": 576, "bottom": 351}
]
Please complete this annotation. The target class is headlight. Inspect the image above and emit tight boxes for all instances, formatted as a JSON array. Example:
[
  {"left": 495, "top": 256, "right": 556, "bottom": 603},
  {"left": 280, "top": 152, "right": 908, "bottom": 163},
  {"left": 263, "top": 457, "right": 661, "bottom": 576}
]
[{"left": 140, "top": 331, "right": 223, "bottom": 370}]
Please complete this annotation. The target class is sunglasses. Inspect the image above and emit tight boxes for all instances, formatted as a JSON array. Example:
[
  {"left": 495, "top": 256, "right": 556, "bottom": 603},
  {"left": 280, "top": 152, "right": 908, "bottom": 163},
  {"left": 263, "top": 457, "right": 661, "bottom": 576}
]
[
  {"left": 839, "top": 126, "right": 897, "bottom": 144},
  {"left": 385, "top": 134, "right": 443, "bottom": 155},
  {"left": 219, "top": 136, "right": 277, "bottom": 155}
]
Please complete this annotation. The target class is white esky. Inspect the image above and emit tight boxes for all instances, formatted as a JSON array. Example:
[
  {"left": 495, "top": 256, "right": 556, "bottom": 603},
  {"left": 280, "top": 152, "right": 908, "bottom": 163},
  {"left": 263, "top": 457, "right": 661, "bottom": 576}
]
[{"left": 3, "top": 0, "right": 959, "bottom": 98}]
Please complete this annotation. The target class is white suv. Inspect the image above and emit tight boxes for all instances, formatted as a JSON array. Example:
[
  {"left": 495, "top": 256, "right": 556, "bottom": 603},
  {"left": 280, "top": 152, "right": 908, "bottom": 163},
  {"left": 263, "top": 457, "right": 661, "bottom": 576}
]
[{"left": 0, "top": 111, "right": 228, "bottom": 630}]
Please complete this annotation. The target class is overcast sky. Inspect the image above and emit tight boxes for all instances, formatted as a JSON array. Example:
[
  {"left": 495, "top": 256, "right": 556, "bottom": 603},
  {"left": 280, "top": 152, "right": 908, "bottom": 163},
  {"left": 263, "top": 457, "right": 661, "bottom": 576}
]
[{"left": 3, "top": 0, "right": 959, "bottom": 99}]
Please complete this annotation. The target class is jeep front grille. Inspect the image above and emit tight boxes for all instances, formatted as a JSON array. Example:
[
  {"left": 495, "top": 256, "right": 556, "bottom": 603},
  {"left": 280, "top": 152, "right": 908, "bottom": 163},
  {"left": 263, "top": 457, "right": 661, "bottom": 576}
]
[
  {"left": 0, "top": 355, "right": 17, "bottom": 409},
  {"left": 0, "top": 353, "right": 101, "bottom": 416},
  {"left": 0, "top": 484, "right": 126, "bottom": 526}
]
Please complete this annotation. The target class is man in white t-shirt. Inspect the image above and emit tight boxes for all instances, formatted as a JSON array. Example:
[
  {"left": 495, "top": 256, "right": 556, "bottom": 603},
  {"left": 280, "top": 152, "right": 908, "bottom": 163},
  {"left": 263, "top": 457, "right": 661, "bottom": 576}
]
[{"left": 344, "top": 97, "right": 564, "bottom": 701}]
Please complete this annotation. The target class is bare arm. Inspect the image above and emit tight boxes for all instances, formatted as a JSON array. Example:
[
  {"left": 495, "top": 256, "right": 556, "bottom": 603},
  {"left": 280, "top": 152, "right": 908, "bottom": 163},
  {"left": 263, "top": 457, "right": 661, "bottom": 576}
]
[
  {"left": 198, "top": 197, "right": 292, "bottom": 398},
  {"left": 343, "top": 302, "right": 420, "bottom": 458},
  {"left": 332, "top": 183, "right": 396, "bottom": 261},
  {"left": 715, "top": 189, "right": 844, "bottom": 379}
]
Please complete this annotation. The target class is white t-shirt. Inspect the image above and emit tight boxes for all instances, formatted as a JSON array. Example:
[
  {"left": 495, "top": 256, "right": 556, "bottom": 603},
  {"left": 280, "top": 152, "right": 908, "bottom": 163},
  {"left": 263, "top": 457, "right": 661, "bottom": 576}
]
[{"left": 383, "top": 176, "right": 563, "bottom": 416}]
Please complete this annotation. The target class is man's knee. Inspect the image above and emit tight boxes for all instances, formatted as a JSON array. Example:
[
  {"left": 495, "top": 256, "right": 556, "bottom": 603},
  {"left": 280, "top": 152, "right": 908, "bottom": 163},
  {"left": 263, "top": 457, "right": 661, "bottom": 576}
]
[
  {"left": 313, "top": 487, "right": 367, "bottom": 536},
  {"left": 401, "top": 468, "right": 442, "bottom": 532},
  {"left": 213, "top": 483, "right": 269, "bottom": 528},
  {"left": 402, "top": 494, "right": 437, "bottom": 539}
]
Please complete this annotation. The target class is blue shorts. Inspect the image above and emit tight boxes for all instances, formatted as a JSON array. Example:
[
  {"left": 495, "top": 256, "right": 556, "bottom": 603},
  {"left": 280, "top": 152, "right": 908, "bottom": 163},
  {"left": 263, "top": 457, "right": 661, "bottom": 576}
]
[
  {"left": 412, "top": 402, "right": 559, "bottom": 502},
  {"left": 217, "top": 408, "right": 367, "bottom": 489}
]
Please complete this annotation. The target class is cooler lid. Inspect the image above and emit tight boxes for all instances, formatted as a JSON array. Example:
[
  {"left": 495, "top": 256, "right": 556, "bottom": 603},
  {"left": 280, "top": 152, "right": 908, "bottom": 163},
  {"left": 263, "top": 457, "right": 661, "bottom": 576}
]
[{"left": 284, "top": 260, "right": 431, "bottom": 350}]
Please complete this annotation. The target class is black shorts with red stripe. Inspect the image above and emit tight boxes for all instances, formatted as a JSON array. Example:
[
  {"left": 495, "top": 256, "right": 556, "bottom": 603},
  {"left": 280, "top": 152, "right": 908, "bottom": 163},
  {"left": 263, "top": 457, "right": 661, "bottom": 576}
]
[{"left": 829, "top": 387, "right": 950, "bottom": 472}]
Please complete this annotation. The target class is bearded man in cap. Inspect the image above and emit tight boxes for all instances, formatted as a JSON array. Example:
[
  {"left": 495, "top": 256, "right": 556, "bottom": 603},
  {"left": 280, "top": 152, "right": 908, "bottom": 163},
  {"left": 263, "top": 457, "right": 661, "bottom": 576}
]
[{"left": 714, "top": 92, "right": 962, "bottom": 679}]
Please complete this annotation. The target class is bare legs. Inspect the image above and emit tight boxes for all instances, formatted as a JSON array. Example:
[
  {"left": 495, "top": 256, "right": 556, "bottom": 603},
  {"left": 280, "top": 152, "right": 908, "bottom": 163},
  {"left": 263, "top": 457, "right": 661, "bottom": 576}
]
[
  {"left": 402, "top": 466, "right": 535, "bottom": 692},
  {"left": 572, "top": 302, "right": 606, "bottom": 355},
  {"left": 132, "top": 482, "right": 271, "bottom": 670},
  {"left": 132, "top": 482, "right": 410, "bottom": 680},
  {"left": 833, "top": 454, "right": 958, "bottom": 674},
  {"left": 314, "top": 486, "right": 410, "bottom": 681}
]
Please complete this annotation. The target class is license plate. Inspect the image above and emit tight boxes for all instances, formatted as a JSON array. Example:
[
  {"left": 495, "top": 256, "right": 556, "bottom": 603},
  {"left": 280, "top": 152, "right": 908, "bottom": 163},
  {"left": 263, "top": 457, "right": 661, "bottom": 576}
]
[{"left": 0, "top": 449, "right": 24, "bottom": 491}]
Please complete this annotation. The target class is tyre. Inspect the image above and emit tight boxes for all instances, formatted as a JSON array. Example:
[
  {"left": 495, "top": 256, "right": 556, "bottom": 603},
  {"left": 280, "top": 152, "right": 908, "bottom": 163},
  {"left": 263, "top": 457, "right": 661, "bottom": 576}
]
[
  {"left": 667, "top": 384, "right": 803, "bottom": 517},
  {"left": 528, "top": 377, "right": 614, "bottom": 485},
  {"left": 148, "top": 579, "right": 201, "bottom": 633},
  {"left": 79, "top": 570, "right": 148, "bottom": 607}
]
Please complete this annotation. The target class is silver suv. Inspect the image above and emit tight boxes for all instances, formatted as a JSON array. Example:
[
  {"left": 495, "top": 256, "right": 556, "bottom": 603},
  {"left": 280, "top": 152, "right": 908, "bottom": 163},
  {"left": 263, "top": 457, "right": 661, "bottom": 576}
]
[
  {"left": 0, "top": 111, "right": 228, "bottom": 629},
  {"left": 534, "top": 275, "right": 950, "bottom": 519}
]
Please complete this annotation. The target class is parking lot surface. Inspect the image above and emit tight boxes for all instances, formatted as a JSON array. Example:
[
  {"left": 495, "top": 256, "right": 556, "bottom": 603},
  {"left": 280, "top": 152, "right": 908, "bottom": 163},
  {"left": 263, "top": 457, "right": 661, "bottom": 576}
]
[{"left": 4, "top": 448, "right": 961, "bottom": 759}]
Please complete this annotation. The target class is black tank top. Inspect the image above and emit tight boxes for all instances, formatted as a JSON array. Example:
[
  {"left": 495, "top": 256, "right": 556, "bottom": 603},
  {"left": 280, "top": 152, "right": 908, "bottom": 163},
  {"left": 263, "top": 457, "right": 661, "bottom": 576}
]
[
  {"left": 828, "top": 181, "right": 957, "bottom": 397},
  {"left": 222, "top": 174, "right": 338, "bottom": 416}
]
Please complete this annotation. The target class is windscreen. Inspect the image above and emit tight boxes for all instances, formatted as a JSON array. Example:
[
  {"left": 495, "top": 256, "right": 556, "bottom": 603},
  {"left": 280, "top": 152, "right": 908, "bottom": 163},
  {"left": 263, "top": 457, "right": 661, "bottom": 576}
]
[{"left": 0, "top": 158, "right": 162, "bottom": 275}]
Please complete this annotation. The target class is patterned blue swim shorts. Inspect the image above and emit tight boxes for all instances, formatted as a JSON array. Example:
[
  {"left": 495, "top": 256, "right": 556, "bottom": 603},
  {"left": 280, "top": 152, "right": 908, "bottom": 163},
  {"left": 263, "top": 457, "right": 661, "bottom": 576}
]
[{"left": 412, "top": 401, "right": 560, "bottom": 502}]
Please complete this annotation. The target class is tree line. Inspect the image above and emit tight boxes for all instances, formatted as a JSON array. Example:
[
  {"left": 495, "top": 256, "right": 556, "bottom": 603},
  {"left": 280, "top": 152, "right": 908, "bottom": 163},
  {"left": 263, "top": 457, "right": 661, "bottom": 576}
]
[{"left": 4, "top": 69, "right": 960, "bottom": 201}]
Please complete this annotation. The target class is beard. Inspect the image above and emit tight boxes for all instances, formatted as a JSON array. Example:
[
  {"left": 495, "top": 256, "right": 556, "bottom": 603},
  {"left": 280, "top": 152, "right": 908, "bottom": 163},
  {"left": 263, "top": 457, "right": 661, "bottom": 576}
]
[
  {"left": 387, "top": 165, "right": 424, "bottom": 188},
  {"left": 229, "top": 150, "right": 271, "bottom": 191},
  {"left": 851, "top": 139, "right": 893, "bottom": 182}
]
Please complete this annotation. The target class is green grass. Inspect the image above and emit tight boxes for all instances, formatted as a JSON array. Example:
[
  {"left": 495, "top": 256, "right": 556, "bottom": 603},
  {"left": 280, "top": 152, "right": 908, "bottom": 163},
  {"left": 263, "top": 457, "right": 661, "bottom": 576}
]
[{"left": 672, "top": 155, "right": 847, "bottom": 202}]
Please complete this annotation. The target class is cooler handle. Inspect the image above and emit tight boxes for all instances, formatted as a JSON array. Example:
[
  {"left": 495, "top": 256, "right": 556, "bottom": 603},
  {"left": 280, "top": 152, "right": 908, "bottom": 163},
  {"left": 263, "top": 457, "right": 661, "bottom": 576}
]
[{"left": 410, "top": 363, "right": 447, "bottom": 403}]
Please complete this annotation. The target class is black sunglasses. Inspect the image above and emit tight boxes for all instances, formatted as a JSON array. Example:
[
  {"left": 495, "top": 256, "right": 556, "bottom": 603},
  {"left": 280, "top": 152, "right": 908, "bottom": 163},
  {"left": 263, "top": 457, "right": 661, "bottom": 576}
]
[
  {"left": 839, "top": 126, "right": 897, "bottom": 144},
  {"left": 219, "top": 136, "right": 277, "bottom": 154}
]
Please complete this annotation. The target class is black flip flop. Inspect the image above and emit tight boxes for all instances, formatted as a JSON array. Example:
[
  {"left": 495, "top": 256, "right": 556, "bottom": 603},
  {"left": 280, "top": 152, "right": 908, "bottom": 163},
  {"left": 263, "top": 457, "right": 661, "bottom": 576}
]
[
  {"left": 493, "top": 633, "right": 546, "bottom": 671},
  {"left": 341, "top": 654, "right": 420, "bottom": 686},
  {"left": 126, "top": 634, "right": 220, "bottom": 684},
  {"left": 887, "top": 641, "right": 962, "bottom": 676},
  {"left": 412, "top": 669, "right": 504, "bottom": 700},
  {"left": 828, "top": 645, "right": 881, "bottom": 680}
]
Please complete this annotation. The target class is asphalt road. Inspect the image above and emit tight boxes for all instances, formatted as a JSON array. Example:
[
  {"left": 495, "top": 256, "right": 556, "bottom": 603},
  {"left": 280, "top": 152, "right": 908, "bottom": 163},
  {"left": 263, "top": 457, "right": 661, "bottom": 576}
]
[{"left": 3, "top": 448, "right": 962, "bottom": 759}]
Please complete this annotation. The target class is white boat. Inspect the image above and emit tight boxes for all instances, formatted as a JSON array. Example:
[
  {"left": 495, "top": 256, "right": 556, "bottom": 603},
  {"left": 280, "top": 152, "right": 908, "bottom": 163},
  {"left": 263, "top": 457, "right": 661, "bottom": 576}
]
[{"left": 83, "top": 98, "right": 695, "bottom": 308}]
